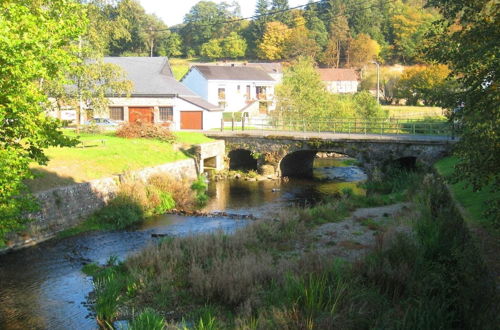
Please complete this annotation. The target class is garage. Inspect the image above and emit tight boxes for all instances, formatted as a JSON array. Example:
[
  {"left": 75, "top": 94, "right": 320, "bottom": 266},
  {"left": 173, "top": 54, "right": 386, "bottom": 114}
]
[
  {"left": 129, "top": 107, "right": 154, "bottom": 123},
  {"left": 180, "top": 111, "right": 203, "bottom": 130}
]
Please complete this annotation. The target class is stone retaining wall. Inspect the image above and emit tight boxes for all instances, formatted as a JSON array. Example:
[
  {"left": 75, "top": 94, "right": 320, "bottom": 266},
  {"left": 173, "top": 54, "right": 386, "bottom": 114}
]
[{"left": 1, "top": 158, "right": 198, "bottom": 253}]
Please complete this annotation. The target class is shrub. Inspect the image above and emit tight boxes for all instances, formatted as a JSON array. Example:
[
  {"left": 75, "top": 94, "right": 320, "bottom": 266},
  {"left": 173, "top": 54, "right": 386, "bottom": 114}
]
[
  {"left": 116, "top": 122, "right": 175, "bottom": 142},
  {"left": 93, "top": 194, "right": 144, "bottom": 229},
  {"left": 148, "top": 174, "right": 197, "bottom": 210},
  {"left": 191, "top": 175, "right": 209, "bottom": 206}
]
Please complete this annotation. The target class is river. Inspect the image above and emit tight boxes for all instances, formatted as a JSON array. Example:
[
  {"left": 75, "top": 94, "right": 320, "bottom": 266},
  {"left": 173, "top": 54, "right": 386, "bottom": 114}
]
[{"left": 0, "top": 158, "right": 366, "bottom": 330}]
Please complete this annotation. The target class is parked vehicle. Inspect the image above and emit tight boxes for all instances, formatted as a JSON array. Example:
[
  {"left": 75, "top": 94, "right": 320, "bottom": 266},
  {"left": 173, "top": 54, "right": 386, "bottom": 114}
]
[{"left": 84, "top": 118, "right": 120, "bottom": 127}]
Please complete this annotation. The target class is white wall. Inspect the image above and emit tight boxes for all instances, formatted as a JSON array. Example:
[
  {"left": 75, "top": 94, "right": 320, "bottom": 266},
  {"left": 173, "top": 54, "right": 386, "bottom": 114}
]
[
  {"left": 206, "top": 79, "right": 276, "bottom": 113},
  {"left": 181, "top": 69, "right": 208, "bottom": 99},
  {"left": 325, "top": 80, "right": 359, "bottom": 94},
  {"left": 107, "top": 96, "right": 222, "bottom": 131}
]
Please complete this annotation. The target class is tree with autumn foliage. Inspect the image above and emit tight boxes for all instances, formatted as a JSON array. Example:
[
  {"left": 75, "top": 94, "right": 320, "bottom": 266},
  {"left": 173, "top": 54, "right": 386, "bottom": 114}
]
[
  {"left": 257, "top": 21, "right": 291, "bottom": 60},
  {"left": 397, "top": 64, "right": 454, "bottom": 106},
  {"left": 349, "top": 34, "right": 381, "bottom": 68}
]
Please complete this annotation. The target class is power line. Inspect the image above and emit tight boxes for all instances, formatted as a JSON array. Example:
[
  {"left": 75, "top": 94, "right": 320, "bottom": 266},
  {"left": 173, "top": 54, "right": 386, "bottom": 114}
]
[
  {"left": 151, "top": 0, "right": 324, "bottom": 32},
  {"left": 151, "top": 0, "right": 395, "bottom": 37}
]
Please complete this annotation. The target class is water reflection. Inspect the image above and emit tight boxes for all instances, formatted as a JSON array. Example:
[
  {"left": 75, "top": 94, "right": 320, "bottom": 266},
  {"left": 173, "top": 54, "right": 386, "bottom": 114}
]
[{"left": 0, "top": 158, "right": 365, "bottom": 330}]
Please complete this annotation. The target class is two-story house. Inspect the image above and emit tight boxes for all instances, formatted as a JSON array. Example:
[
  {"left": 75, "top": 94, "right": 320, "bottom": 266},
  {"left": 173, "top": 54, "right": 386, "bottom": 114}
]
[
  {"left": 181, "top": 65, "right": 277, "bottom": 116},
  {"left": 317, "top": 68, "right": 359, "bottom": 94}
]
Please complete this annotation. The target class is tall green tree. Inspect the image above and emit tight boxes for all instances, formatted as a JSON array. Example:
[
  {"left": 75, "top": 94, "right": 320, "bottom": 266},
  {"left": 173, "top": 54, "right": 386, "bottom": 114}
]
[
  {"left": 270, "top": 0, "right": 293, "bottom": 26},
  {"left": 426, "top": 0, "right": 500, "bottom": 224},
  {"left": 0, "top": 0, "right": 86, "bottom": 244},
  {"left": 181, "top": 1, "right": 238, "bottom": 55}
]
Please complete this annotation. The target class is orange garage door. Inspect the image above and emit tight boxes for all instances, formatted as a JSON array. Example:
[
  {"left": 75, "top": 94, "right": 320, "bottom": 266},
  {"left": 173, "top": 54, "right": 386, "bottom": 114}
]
[
  {"left": 180, "top": 111, "right": 203, "bottom": 130},
  {"left": 129, "top": 107, "right": 154, "bottom": 123}
]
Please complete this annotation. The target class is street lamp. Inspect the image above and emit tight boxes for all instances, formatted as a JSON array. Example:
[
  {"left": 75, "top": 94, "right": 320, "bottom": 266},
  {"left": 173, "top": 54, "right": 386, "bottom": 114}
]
[{"left": 371, "top": 61, "right": 380, "bottom": 104}]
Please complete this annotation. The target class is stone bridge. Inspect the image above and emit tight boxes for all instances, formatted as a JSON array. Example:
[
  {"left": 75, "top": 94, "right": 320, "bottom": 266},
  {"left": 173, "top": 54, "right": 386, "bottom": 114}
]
[{"left": 204, "top": 131, "right": 456, "bottom": 177}]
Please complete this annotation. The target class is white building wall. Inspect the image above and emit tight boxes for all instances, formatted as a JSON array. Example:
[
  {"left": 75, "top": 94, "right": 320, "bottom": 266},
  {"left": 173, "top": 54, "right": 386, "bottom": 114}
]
[
  {"left": 107, "top": 96, "right": 222, "bottom": 131},
  {"left": 181, "top": 69, "right": 208, "bottom": 99},
  {"left": 206, "top": 79, "right": 276, "bottom": 113},
  {"left": 324, "top": 81, "right": 359, "bottom": 94}
]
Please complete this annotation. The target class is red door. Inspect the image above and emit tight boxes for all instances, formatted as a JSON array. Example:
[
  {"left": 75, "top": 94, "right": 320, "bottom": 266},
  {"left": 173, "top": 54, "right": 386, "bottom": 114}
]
[
  {"left": 180, "top": 111, "right": 203, "bottom": 130},
  {"left": 129, "top": 107, "right": 154, "bottom": 123}
]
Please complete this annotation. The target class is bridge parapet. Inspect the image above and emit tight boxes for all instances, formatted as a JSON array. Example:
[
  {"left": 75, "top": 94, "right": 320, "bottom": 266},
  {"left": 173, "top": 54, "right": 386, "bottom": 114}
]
[{"left": 205, "top": 131, "right": 455, "bottom": 177}]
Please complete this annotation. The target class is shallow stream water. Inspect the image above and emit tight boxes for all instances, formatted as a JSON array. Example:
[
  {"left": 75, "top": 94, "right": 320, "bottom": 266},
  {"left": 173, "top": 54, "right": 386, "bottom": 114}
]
[{"left": 0, "top": 158, "right": 366, "bottom": 330}]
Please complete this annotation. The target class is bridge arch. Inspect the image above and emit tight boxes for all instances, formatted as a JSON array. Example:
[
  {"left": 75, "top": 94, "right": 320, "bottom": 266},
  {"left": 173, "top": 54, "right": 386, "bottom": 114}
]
[
  {"left": 279, "top": 150, "right": 318, "bottom": 178},
  {"left": 228, "top": 149, "right": 257, "bottom": 171}
]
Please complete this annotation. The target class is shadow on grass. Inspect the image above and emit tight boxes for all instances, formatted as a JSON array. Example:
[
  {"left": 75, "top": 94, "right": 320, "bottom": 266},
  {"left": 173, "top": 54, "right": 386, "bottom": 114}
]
[{"left": 25, "top": 168, "right": 78, "bottom": 193}]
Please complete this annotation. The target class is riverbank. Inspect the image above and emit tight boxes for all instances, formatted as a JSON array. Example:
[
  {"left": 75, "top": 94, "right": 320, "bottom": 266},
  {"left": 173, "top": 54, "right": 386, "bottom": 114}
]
[
  {"left": 27, "top": 131, "right": 213, "bottom": 192},
  {"left": 86, "top": 167, "right": 496, "bottom": 328}
]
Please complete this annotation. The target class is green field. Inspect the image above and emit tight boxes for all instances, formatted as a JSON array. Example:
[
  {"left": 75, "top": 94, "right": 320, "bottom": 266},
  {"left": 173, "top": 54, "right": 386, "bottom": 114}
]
[
  {"left": 169, "top": 58, "right": 196, "bottom": 80},
  {"left": 383, "top": 105, "right": 446, "bottom": 119},
  {"left": 26, "top": 131, "right": 213, "bottom": 192},
  {"left": 435, "top": 157, "right": 498, "bottom": 231}
]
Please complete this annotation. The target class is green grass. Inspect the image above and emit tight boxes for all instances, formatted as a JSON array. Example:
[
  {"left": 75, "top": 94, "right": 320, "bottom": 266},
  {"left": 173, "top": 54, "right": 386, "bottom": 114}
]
[
  {"left": 86, "top": 169, "right": 496, "bottom": 329},
  {"left": 435, "top": 157, "right": 498, "bottom": 231},
  {"left": 26, "top": 131, "right": 213, "bottom": 192},
  {"left": 383, "top": 105, "right": 446, "bottom": 119},
  {"left": 169, "top": 57, "right": 198, "bottom": 80}
]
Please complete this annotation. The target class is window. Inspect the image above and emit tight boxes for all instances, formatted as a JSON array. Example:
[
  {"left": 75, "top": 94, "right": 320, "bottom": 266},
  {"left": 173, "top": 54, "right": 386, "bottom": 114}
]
[
  {"left": 256, "top": 86, "right": 267, "bottom": 100},
  {"left": 109, "top": 107, "right": 124, "bottom": 121},
  {"left": 237, "top": 85, "right": 241, "bottom": 93},
  {"left": 246, "top": 85, "right": 251, "bottom": 100},
  {"left": 159, "top": 106, "right": 173, "bottom": 121},
  {"left": 218, "top": 88, "right": 226, "bottom": 100}
]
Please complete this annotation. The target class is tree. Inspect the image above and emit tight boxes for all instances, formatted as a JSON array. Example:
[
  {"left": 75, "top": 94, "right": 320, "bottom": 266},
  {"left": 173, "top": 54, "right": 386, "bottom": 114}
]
[
  {"left": 181, "top": 1, "right": 236, "bottom": 55},
  {"left": 349, "top": 33, "right": 381, "bottom": 68},
  {"left": 275, "top": 57, "right": 330, "bottom": 121},
  {"left": 396, "top": 65, "right": 453, "bottom": 106},
  {"left": 257, "top": 21, "right": 291, "bottom": 60},
  {"left": 0, "top": 0, "right": 86, "bottom": 244},
  {"left": 425, "top": 0, "right": 500, "bottom": 224},
  {"left": 270, "top": 0, "right": 292, "bottom": 26},
  {"left": 391, "top": 4, "right": 436, "bottom": 63},
  {"left": 283, "top": 16, "right": 321, "bottom": 60},
  {"left": 321, "top": 15, "right": 350, "bottom": 68},
  {"left": 200, "top": 39, "right": 223, "bottom": 59},
  {"left": 222, "top": 32, "right": 247, "bottom": 59}
]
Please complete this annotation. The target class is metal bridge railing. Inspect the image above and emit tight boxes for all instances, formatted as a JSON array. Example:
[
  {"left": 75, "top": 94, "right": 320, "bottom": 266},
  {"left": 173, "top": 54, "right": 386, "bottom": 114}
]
[{"left": 222, "top": 117, "right": 452, "bottom": 137}]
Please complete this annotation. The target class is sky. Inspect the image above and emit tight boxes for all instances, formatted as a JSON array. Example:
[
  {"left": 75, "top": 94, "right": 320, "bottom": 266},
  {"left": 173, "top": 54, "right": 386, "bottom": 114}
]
[{"left": 138, "top": 0, "right": 311, "bottom": 27}]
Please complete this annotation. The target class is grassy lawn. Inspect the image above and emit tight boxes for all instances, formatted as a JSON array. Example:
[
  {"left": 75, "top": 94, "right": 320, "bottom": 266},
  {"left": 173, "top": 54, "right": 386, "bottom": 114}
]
[
  {"left": 435, "top": 157, "right": 498, "bottom": 231},
  {"left": 26, "top": 131, "right": 213, "bottom": 192},
  {"left": 169, "top": 58, "right": 198, "bottom": 80},
  {"left": 383, "top": 105, "right": 446, "bottom": 119}
]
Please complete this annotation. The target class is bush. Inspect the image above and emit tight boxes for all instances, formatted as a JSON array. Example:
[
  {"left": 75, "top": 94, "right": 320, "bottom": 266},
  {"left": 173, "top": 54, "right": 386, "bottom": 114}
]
[
  {"left": 93, "top": 194, "right": 144, "bottom": 229},
  {"left": 191, "top": 175, "right": 209, "bottom": 206},
  {"left": 116, "top": 122, "right": 175, "bottom": 142}
]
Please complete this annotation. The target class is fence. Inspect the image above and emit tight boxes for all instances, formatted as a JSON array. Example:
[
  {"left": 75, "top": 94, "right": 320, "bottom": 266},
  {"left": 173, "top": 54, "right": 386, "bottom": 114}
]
[{"left": 221, "top": 117, "right": 452, "bottom": 137}]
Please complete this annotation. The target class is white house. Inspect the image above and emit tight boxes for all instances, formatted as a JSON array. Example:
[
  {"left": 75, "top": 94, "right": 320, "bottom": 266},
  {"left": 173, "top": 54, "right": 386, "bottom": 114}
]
[
  {"left": 181, "top": 65, "right": 278, "bottom": 116},
  {"left": 101, "top": 57, "right": 222, "bottom": 130},
  {"left": 317, "top": 68, "right": 359, "bottom": 94}
]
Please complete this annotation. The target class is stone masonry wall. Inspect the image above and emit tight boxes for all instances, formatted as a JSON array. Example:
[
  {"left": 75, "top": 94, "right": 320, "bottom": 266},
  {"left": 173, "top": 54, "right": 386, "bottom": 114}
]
[{"left": 2, "top": 158, "right": 198, "bottom": 253}]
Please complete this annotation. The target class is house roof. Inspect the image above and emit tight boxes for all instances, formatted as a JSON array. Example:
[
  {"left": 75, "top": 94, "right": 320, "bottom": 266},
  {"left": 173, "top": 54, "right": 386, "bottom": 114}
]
[
  {"left": 103, "top": 57, "right": 221, "bottom": 111},
  {"left": 189, "top": 65, "right": 275, "bottom": 81},
  {"left": 244, "top": 62, "right": 283, "bottom": 74},
  {"left": 316, "top": 68, "right": 359, "bottom": 82}
]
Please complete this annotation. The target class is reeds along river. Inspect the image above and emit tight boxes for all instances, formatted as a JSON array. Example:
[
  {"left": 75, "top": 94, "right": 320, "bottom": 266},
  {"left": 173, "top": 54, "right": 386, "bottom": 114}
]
[{"left": 0, "top": 158, "right": 366, "bottom": 330}]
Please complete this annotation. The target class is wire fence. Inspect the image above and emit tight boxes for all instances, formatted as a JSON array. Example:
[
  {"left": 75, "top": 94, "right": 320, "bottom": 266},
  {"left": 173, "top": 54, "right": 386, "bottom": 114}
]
[{"left": 222, "top": 117, "right": 452, "bottom": 137}]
